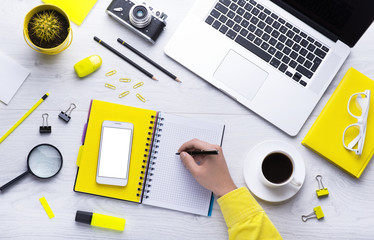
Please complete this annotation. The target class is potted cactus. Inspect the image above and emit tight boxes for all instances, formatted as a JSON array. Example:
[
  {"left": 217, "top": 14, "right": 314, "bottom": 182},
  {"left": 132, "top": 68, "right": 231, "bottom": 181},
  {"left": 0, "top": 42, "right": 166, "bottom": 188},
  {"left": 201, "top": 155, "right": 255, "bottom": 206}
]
[{"left": 24, "top": 4, "right": 72, "bottom": 55}]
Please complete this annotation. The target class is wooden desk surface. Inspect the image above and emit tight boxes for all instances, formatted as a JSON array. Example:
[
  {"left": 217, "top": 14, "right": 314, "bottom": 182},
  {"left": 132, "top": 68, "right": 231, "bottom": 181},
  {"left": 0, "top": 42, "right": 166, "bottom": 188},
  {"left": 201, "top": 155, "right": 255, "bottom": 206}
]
[{"left": 1, "top": 0, "right": 373, "bottom": 239}]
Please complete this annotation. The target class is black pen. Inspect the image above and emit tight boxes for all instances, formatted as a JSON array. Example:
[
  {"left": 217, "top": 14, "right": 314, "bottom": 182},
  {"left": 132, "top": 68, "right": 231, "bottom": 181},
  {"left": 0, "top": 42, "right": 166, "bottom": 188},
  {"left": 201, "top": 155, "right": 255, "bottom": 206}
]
[
  {"left": 93, "top": 36, "right": 157, "bottom": 81},
  {"left": 176, "top": 150, "right": 219, "bottom": 156},
  {"left": 117, "top": 38, "right": 181, "bottom": 83}
]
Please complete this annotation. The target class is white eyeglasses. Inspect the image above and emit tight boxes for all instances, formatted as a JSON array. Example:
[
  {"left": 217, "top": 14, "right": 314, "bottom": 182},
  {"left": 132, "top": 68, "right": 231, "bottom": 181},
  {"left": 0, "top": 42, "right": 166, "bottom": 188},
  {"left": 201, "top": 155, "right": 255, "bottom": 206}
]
[{"left": 342, "top": 90, "right": 371, "bottom": 155}]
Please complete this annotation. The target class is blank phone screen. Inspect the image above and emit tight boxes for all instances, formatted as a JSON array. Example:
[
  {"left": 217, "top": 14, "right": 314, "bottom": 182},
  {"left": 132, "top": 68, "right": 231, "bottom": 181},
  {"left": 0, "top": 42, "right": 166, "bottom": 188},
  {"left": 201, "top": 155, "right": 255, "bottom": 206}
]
[{"left": 98, "top": 126, "right": 132, "bottom": 179}]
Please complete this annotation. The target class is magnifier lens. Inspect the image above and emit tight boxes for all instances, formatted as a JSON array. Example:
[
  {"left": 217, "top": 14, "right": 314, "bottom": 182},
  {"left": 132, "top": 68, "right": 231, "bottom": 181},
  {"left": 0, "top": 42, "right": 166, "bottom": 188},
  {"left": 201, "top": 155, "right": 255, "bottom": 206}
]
[{"left": 28, "top": 145, "right": 62, "bottom": 178}]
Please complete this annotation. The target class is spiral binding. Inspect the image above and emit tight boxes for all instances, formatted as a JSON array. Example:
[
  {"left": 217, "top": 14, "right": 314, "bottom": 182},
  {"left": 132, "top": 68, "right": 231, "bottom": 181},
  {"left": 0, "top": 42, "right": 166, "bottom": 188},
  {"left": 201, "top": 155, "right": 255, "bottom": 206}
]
[{"left": 136, "top": 113, "right": 164, "bottom": 200}]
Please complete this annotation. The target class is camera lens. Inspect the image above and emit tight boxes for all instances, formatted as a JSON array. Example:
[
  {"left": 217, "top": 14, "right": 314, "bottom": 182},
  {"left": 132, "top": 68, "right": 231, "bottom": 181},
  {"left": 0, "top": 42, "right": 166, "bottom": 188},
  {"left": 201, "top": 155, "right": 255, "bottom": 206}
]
[
  {"left": 136, "top": 9, "right": 145, "bottom": 18},
  {"left": 129, "top": 5, "right": 152, "bottom": 29}
]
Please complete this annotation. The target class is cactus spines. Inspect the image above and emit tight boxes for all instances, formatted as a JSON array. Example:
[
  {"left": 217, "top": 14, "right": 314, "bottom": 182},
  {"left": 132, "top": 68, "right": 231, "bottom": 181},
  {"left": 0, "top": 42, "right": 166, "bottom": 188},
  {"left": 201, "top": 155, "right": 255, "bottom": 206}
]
[{"left": 30, "top": 10, "right": 62, "bottom": 43}]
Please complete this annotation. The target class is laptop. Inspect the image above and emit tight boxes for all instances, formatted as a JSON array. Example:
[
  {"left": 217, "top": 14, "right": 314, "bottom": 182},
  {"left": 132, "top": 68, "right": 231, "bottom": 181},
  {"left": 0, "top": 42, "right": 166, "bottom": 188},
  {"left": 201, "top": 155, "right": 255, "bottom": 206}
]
[{"left": 165, "top": 0, "right": 374, "bottom": 136}]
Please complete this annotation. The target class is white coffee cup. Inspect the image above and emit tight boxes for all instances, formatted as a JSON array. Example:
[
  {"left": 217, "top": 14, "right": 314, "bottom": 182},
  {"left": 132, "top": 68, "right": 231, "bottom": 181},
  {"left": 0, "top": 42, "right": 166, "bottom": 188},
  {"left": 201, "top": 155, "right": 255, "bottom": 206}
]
[{"left": 259, "top": 150, "right": 302, "bottom": 188}]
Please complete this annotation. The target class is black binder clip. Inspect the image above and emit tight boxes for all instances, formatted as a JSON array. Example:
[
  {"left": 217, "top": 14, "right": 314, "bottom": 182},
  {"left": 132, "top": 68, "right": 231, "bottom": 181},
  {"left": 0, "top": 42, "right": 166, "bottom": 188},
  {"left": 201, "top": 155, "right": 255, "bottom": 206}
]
[
  {"left": 40, "top": 113, "right": 51, "bottom": 133},
  {"left": 59, "top": 103, "right": 76, "bottom": 123}
]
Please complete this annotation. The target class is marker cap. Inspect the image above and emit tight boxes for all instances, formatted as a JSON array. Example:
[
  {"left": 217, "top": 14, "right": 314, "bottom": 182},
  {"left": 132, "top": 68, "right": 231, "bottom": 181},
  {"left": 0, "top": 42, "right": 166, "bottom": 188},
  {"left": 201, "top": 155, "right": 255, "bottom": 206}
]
[{"left": 75, "top": 210, "right": 93, "bottom": 225}]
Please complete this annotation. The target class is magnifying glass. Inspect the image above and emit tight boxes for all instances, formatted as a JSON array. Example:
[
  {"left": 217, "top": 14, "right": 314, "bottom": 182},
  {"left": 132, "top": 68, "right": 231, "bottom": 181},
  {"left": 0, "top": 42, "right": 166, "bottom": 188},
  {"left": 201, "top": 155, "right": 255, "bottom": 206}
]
[{"left": 0, "top": 144, "right": 63, "bottom": 192}]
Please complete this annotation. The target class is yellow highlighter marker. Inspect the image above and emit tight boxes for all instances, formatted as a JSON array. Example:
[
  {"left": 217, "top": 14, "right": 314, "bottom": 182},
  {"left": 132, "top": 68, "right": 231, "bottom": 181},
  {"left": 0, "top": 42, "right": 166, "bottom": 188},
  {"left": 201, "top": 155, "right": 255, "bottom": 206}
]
[
  {"left": 0, "top": 93, "right": 49, "bottom": 144},
  {"left": 75, "top": 210, "right": 126, "bottom": 231},
  {"left": 40, "top": 197, "right": 55, "bottom": 219}
]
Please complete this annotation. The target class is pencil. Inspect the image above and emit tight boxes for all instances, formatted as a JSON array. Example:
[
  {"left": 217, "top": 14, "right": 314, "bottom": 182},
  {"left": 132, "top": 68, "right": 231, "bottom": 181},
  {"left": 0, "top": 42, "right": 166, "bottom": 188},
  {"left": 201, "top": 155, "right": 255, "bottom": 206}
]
[
  {"left": 93, "top": 36, "right": 157, "bottom": 81},
  {"left": 176, "top": 150, "right": 219, "bottom": 156},
  {"left": 117, "top": 38, "right": 181, "bottom": 83},
  {"left": 0, "top": 93, "right": 49, "bottom": 144}
]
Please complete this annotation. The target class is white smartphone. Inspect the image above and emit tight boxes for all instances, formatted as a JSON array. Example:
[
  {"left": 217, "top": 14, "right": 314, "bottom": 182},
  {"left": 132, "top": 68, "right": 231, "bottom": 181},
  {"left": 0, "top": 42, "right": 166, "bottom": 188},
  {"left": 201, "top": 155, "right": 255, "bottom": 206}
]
[{"left": 96, "top": 120, "right": 134, "bottom": 186}]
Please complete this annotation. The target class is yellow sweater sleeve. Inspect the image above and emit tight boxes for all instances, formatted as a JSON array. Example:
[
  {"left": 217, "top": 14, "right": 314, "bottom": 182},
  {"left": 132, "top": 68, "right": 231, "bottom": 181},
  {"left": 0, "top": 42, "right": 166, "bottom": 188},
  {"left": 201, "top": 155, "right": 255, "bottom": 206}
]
[{"left": 217, "top": 187, "right": 282, "bottom": 240}]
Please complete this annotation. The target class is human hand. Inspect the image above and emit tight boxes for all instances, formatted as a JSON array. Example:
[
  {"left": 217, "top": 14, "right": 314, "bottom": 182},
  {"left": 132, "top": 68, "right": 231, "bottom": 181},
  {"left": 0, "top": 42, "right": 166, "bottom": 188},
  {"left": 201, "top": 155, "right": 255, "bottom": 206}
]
[{"left": 178, "top": 139, "right": 237, "bottom": 198}]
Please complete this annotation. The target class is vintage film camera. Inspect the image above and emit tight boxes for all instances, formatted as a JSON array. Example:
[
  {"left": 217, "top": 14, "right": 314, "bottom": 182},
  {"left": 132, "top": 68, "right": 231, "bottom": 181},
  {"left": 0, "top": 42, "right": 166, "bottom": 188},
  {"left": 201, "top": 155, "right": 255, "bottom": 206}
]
[{"left": 106, "top": 0, "right": 167, "bottom": 44}]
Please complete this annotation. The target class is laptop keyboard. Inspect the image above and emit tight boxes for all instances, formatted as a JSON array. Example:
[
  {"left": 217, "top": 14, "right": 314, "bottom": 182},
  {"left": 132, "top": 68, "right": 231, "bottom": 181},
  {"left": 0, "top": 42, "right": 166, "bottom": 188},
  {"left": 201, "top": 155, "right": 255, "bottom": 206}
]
[{"left": 205, "top": 0, "right": 330, "bottom": 87}]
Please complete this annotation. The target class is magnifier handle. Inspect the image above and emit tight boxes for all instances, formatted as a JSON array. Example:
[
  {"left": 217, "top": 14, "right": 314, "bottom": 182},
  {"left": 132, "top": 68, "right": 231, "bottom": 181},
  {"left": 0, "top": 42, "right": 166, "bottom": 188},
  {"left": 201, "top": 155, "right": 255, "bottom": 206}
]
[{"left": 0, "top": 171, "right": 29, "bottom": 192}]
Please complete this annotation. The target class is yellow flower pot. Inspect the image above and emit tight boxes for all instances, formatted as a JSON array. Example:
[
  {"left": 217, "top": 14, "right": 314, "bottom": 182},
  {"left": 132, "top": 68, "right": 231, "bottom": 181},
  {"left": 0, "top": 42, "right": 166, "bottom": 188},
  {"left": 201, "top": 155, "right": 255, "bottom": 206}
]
[{"left": 23, "top": 4, "right": 73, "bottom": 55}]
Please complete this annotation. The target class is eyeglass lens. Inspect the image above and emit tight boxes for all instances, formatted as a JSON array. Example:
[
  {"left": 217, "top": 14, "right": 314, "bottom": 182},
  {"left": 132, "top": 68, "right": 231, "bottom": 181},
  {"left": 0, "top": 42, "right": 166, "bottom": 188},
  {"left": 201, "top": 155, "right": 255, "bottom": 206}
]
[
  {"left": 343, "top": 125, "right": 361, "bottom": 150},
  {"left": 348, "top": 93, "right": 369, "bottom": 117}
]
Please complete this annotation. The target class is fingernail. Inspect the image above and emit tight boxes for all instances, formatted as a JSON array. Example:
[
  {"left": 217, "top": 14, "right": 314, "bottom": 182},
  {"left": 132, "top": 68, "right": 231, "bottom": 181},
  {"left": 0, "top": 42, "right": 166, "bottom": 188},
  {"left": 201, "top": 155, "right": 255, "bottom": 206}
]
[{"left": 180, "top": 152, "right": 186, "bottom": 159}]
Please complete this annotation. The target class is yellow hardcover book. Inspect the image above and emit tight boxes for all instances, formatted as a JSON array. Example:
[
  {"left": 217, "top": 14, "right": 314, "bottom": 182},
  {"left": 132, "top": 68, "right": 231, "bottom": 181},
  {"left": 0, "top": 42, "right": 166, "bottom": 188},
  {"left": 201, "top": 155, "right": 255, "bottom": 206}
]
[
  {"left": 74, "top": 100, "right": 156, "bottom": 202},
  {"left": 302, "top": 68, "right": 374, "bottom": 178}
]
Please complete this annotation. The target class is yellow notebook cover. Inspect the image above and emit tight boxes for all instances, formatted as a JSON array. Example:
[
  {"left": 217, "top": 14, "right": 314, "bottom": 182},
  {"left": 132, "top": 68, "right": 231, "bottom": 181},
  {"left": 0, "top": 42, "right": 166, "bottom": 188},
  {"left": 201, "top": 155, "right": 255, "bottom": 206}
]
[
  {"left": 74, "top": 100, "right": 157, "bottom": 202},
  {"left": 42, "top": 0, "right": 97, "bottom": 26},
  {"left": 302, "top": 68, "right": 374, "bottom": 178}
]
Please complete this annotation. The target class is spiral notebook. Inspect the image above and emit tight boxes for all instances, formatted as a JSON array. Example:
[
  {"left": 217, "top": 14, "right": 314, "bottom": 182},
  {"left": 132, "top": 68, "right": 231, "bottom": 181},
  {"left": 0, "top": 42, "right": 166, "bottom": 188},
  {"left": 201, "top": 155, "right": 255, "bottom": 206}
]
[{"left": 74, "top": 100, "right": 225, "bottom": 216}]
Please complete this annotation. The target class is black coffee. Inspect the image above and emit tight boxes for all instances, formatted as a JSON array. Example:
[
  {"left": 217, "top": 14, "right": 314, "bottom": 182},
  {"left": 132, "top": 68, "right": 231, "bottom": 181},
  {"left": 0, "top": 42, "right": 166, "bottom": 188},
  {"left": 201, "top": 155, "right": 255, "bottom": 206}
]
[{"left": 262, "top": 152, "right": 293, "bottom": 184}]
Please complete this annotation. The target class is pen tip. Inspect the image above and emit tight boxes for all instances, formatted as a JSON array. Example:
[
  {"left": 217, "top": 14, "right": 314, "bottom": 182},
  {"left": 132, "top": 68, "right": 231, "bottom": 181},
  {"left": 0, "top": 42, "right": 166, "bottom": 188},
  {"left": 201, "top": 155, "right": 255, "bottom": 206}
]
[
  {"left": 175, "top": 78, "right": 182, "bottom": 83},
  {"left": 152, "top": 76, "right": 158, "bottom": 81}
]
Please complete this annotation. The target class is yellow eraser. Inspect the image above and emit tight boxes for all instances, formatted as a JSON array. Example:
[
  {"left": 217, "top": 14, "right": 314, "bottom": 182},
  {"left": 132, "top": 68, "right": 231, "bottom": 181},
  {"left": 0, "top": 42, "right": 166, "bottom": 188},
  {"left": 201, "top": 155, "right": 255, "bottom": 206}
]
[
  {"left": 74, "top": 55, "right": 102, "bottom": 78},
  {"left": 316, "top": 188, "right": 329, "bottom": 197},
  {"left": 40, "top": 197, "right": 55, "bottom": 219}
]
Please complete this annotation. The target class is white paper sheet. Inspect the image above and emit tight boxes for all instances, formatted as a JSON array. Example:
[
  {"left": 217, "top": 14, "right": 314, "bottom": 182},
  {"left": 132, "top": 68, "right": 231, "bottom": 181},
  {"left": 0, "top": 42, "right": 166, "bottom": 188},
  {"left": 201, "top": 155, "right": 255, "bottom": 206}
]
[{"left": 0, "top": 51, "right": 30, "bottom": 104}]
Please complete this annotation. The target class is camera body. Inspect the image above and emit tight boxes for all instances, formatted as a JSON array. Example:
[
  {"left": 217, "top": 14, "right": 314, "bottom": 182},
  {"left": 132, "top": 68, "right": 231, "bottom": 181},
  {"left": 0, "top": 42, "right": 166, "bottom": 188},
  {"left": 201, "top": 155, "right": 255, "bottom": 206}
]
[{"left": 106, "top": 0, "right": 167, "bottom": 44}]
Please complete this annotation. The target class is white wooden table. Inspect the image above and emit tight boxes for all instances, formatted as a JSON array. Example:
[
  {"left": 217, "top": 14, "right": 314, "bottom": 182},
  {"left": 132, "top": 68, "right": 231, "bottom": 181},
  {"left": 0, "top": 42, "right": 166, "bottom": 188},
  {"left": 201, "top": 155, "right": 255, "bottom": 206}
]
[{"left": 1, "top": 0, "right": 374, "bottom": 239}]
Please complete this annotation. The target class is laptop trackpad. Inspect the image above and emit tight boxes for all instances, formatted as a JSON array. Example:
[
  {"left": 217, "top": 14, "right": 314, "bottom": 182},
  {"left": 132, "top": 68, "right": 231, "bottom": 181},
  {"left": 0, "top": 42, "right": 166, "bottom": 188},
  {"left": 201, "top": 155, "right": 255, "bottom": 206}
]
[{"left": 214, "top": 50, "right": 268, "bottom": 101}]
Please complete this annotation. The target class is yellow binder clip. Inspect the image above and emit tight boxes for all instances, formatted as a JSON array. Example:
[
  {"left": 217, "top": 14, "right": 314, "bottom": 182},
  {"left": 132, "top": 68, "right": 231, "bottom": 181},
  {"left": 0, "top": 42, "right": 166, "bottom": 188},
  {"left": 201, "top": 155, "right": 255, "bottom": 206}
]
[
  {"left": 119, "top": 91, "right": 130, "bottom": 98},
  {"left": 105, "top": 70, "right": 117, "bottom": 76},
  {"left": 302, "top": 206, "right": 324, "bottom": 222},
  {"left": 133, "top": 81, "right": 144, "bottom": 89},
  {"left": 136, "top": 93, "right": 146, "bottom": 103},
  {"left": 105, "top": 83, "right": 116, "bottom": 90},
  {"left": 119, "top": 78, "right": 131, "bottom": 83},
  {"left": 316, "top": 175, "right": 329, "bottom": 197}
]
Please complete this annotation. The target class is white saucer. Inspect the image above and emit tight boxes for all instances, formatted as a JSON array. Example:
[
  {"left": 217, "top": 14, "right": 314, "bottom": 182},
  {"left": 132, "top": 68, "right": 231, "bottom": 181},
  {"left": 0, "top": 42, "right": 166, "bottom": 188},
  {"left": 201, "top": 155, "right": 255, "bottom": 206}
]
[{"left": 243, "top": 140, "right": 305, "bottom": 203}]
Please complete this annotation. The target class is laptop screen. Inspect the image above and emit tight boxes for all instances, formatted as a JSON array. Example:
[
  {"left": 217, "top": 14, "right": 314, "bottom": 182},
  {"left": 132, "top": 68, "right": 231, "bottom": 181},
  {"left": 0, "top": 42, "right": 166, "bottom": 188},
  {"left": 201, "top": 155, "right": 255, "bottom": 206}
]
[{"left": 272, "top": 0, "right": 374, "bottom": 47}]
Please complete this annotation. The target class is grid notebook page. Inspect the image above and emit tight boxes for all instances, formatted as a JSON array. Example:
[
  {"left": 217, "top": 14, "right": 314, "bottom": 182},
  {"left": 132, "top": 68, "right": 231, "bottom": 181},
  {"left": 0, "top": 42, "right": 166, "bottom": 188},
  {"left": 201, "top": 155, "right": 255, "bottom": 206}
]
[{"left": 142, "top": 113, "right": 224, "bottom": 216}]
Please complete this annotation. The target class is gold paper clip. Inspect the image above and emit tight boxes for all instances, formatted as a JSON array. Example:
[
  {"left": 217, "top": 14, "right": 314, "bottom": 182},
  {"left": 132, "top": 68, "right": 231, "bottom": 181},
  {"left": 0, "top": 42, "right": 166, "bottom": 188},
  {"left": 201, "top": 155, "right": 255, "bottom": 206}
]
[
  {"left": 105, "top": 83, "right": 116, "bottom": 90},
  {"left": 136, "top": 93, "right": 146, "bottom": 103},
  {"left": 105, "top": 70, "right": 117, "bottom": 76},
  {"left": 133, "top": 81, "right": 144, "bottom": 89},
  {"left": 119, "top": 78, "right": 131, "bottom": 83},
  {"left": 316, "top": 175, "right": 329, "bottom": 197},
  {"left": 119, "top": 91, "right": 130, "bottom": 98},
  {"left": 302, "top": 206, "right": 324, "bottom": 222}
]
